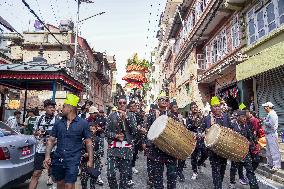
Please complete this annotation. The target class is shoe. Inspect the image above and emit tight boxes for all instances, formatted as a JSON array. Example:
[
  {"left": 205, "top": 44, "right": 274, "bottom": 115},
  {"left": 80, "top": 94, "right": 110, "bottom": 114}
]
[
  {"left": 127, "top": 180, "right": 135, "bottom": 187},
  {"left": 46, "top": 176, "right": 53, "bottom": 186},
  {"left": 96, "top": 176, "right": 104, "bottom": 186},
  {"left": 132, "top": 167, "right": 139, "bottom": 174},
  {"left": 191, "top": 173, "right": 198, "bottom": 180},
  {"left": 271, "top": 167, "right": 280, "bottom": 172},
  {"left": 198, "top": 166, "right": 203, "bottom": 173},
  {"left": 179, "top": 173, "right": 185, "bottom": 182},
  {"left": 239, "top": 178, "right": 248, "bottom": 185},
  {"left": 229, "top": 183, "right": 235, "bottom": 189}
]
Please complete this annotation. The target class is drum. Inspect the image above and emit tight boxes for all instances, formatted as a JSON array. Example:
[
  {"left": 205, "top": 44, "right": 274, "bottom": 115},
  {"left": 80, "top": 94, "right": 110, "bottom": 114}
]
[
  {"left": 147, "top": 115, "right": 196, "bottom": 160},
  {"left": 205, "top": 124, "right": 249, "bottom": 162}
]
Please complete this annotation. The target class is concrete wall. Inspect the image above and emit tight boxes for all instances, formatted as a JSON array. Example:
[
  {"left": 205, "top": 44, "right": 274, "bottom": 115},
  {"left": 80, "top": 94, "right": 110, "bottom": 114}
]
[{"left": 22, "top": 48, "right": 70, "bottom": 66}]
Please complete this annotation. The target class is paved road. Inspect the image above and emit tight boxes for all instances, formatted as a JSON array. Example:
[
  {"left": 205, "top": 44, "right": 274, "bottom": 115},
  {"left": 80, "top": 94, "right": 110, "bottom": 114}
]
[{"left": 8, "top": 151, "right": 284, "bottom": 189}]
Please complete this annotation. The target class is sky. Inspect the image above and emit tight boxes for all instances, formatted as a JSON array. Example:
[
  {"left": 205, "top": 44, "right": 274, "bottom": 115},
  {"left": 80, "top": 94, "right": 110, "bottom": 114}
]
[{"left": 0, "top": 0, "right": 166, "bottom": 84}]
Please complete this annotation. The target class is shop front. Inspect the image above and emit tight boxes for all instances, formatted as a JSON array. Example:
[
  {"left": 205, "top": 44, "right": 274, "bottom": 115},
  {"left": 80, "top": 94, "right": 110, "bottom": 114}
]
[{"left": 236, "top": 41, "right": 284, "bottom": 130}]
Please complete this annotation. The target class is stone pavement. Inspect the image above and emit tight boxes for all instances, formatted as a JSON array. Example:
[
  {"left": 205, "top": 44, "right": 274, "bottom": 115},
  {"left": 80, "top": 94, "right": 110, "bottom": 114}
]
[
  {"left": 89, "top": 152, "right": 284, "bottom": 189},
  {"left": 9, "top": 152, "right": 284, "bottom": 189}
]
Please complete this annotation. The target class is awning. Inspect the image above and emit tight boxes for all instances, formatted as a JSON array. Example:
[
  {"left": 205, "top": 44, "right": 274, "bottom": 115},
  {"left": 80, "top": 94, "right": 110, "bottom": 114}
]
[{"left": 236, "top": 41, "right": 284, "bottom": 81}]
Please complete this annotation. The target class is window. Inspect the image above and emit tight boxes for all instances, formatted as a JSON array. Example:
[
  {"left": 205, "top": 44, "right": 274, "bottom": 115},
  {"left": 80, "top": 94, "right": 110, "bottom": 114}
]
[
  {"left": 192, "top": 13, "right": 195, "bottom": 26},
  {"left": 266, "top": 2, "right": 277, "bottom": 32},
  {"left": 212, "top": 41, "right": 218, "bottom": 63},
  {"left": 231, "top": 15, "right": 240, "bottom": 49},
  {"left": 220, "top": 30, "right": 227, "bottom": 56},
  {"left": 186, "top": 16, "right": 193, "bottom": 34},
  {"left": 206, "top": 46, "right": 211, "bottom": 64},
  {"left": 256, "top": 10, "right": 265, "bottom": 38},
  {"left": 197, "top": 54, "right": 206, "bottom": 69},
  {"left": 175, "top": 38, "right": 181, "bottom": 54},
  {"left": 277, "top": 0, "right": 284, "bottom": 24},
  {"left": 196, "top": 2, "right": 202, "bottom": 19},
  {"left": 210, "top": 30, "right": 227, "bottom": 63},
  {"left": 246, "top": 0, "right": 284, "bottom": 45},
  {"left": 248, "top": 10, "right": 256, "bottom": 44}
]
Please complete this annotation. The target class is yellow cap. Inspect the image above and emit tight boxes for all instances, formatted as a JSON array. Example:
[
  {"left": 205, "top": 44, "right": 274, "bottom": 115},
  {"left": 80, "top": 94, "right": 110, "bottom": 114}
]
[
  {"left": 210, "top": 96, "right": 220, "bottom": 106},
  {"left": 158, "top": 92, "right": 167, "bottom": 99},
  {"left": 64, "top": 94, "right": 80, "bottom": 107},
  {"left": 239, "top": 103, "right": 246, "bottom": 110}
]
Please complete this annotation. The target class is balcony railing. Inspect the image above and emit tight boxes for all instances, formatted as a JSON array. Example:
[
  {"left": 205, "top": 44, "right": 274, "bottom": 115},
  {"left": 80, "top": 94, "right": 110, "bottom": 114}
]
[
  {"left": 95, "top": 62, "right": 110, "bottom": 85},
  {"left": 197, "top": 54, "right": 207, "bottom": 70}
]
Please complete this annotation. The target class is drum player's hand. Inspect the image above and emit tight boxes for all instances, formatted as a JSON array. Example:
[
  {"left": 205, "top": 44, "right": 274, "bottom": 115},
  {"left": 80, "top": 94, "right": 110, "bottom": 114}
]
[{"left": 139, "top": 128, "right": 147, "bottom": 135}]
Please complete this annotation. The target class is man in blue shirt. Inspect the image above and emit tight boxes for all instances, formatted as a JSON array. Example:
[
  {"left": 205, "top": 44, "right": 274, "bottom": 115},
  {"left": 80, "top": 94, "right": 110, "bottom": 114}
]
[{"left": 44, "top": 94, "right": 93, "bottom": 189}]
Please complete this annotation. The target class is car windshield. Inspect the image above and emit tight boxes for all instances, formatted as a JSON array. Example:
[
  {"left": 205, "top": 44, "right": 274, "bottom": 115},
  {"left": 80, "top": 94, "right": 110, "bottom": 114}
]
[{"left": 0, "top": 122, "right": 17, "bottom": 136}]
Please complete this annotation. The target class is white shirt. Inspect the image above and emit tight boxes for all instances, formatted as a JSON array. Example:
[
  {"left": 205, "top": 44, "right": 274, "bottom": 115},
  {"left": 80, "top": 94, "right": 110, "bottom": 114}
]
[
  {"left": 264, "top": 110, "right": 278, "bottom": 134},
  {"left": 6, "top": 116, "right": 20, "bottom": 132},
  {"left": 35, "top": 115, "right": 57, "bottom": 153}
]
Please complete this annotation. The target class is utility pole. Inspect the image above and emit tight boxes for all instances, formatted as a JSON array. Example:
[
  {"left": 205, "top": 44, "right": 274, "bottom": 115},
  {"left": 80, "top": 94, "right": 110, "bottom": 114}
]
[
  {"left": 74, "top": 0, "right": 80, "bottom": 74},
  {"left": 73, "top": 0, "right": 95, "bottom": 75}
]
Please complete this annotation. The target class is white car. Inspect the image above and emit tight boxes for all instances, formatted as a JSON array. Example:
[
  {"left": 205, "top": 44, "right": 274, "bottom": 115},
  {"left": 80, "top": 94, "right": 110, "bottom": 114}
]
[{"left": 0, "top": 122, "right": 36, "bottom": 188}]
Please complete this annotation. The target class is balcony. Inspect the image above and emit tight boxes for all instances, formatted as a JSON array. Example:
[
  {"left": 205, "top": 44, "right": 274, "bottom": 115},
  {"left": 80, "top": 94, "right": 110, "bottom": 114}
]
[
  {"left": 172, "top": 0, "right": 235, "bottom": 65},
  {"left": 93, "top": 52, "right": 110, "bottom": 85},
  {"left": 95, "top": 62, "right": 110, "bottom": 85}
]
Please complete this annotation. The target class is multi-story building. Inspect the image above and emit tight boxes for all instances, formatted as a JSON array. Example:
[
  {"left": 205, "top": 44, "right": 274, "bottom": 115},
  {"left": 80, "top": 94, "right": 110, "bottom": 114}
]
[
  {"left": 155, "top": 0, "right": 284, "bottom": 126},
  {"left": 92, "top": 51, "right": 115, "bottom": 112},
  {"left": 6, "top": 22, "right": 117, "bottom": 112},
  {"left": 150, "top": 0, "right": 183, "bottom": 104},
  {"left": 236, "top": 0, "right": 284, "bottom": 128}
]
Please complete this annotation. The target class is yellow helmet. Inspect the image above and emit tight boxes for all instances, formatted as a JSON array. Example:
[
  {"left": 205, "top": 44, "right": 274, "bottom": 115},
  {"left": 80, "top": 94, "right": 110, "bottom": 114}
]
[
  {"left": 64, "top": 94, "right": 80, "bottom": 107},
  {"left": 210, "top": 96, "right": 220, "bottom": 106}
]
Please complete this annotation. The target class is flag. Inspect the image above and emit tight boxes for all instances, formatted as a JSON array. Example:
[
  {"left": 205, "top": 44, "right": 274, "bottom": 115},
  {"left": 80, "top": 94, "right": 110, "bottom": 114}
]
[{"left": 34, "top": 20, "right": 44, "bottom": 31}]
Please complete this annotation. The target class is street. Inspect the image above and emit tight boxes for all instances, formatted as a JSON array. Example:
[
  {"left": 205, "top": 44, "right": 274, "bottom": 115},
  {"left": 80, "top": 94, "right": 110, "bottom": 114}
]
[
  {"left": 8, "top": 151, "right": 284, "bottom": 189},
  {"left": 1, "top": 0, "right": 284, "bottom": 189}
]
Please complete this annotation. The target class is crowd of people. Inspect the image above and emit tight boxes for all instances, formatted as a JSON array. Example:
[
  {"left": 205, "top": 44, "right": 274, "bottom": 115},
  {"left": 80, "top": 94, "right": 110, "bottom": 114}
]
[{"left": 4, "top": 92, "right": 282, "bottom": 189}]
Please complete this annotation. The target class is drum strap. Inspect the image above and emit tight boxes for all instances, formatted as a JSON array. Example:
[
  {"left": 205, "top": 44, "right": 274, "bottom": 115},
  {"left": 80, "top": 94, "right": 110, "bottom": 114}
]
[{"left": 210, "top": 113, "right": 216, "bottom": 126}]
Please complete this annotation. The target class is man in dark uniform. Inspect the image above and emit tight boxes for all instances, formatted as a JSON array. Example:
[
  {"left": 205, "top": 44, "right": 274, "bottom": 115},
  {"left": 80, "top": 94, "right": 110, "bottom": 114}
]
[
  {"left": 229, "top": 110, "right": 259, "bottom": 189},
  {"left": 128, "top": 101, "right": 144, "bottom": 183},
  {"left": 168, "top": 100, "right": 186, "bottom": 182},
  {"left": 105, "top": 96, "right": 137, "bottom": 189},
  {"left": 143, "top": 93, "right": 178, "bottom": 189},
  {"left": 204, "top": 96, "right": 231, "bottom": 189},
  {"left": 186, "top": 102, "right": 207, "bottom": 181}
]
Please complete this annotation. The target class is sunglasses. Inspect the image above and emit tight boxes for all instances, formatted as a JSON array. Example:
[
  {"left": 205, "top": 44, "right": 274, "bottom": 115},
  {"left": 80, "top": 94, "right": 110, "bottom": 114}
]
[
  {"left": 119, "top": 101, "right": 127, "bottom": 105},
  {"left": 160, "top": 98, "right": 169, "bottom": 102}
]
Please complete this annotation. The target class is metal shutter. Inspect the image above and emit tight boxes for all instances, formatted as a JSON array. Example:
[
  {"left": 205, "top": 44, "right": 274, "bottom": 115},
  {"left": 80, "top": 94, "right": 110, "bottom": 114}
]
[{"left": 256, "top": 66, "right": 284, "bottom": 130}]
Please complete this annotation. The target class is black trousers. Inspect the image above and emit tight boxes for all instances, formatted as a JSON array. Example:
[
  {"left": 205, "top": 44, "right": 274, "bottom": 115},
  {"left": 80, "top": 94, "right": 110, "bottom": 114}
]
[
  {"left": 191, "top": 147, "right": 208, "bottom": 173},
  {"left": 230, "top": 155, "right": 259, "bottom": 189},
  {"left": 131, "top": 142, "right": 140, "bottom": 167},
  {"left": 209, "top": 151, "right": 227, "bottom": 189},
  {"left": 177, "top": 160, "right": 186, "bottom": 177},
  {"left": 107, "top": 157, "right": 131, "bottom": 189},
  {"left": 147, "top": 158, "right": 177, "bottom": 189}
]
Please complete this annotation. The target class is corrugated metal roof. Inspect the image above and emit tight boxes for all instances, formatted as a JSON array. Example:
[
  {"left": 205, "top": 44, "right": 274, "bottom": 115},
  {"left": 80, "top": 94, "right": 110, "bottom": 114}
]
[{"left": 0, "top": 58, "right": 64, "bottom": 72}]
